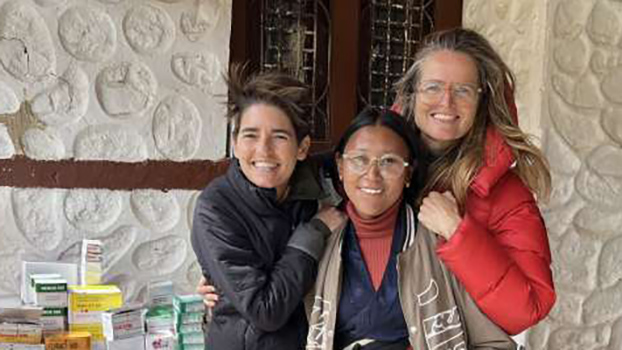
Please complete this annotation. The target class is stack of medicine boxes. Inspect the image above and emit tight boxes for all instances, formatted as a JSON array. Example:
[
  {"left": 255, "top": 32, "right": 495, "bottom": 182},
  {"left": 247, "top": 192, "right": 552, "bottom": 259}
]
[
  {"left": 175, "top": 296, "right": 204, "bottom": 350},
  {"left": 28, "top": 274, "right": 68, "bottom": 336},
  {"left": 0, "top": 307, "right": 44, "bottom": 350},
  {"left": 102, "top": 305, "right": 147, "bottom": 350},
  {"left": 145, "top": 282, "right": 178, "bottom": 350},
  {"left": 67, "top": 285, "right": 123, "bottom": 350}
]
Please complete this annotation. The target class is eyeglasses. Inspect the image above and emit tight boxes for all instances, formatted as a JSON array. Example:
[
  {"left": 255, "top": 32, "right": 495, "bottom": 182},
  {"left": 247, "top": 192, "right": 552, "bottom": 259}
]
[
  {"left": 416, "top": 80, "right": 482, "bottom": 105},
  {"left": 341, "top": 153, "right": 409, "bottom": 179}
]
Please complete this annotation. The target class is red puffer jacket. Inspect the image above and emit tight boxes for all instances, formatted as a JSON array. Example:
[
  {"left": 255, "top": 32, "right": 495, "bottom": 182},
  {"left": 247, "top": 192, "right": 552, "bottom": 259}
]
[
  {"left": 392, "top": 87, "right": 555, "bottom": 335},
  {"left": 436, "top": 126, "right": 556, "bottom": 335}
]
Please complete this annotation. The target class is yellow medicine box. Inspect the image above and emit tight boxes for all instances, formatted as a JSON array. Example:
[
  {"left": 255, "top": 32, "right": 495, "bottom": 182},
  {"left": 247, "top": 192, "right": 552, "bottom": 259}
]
[{"left": 68, "top": 286, "right": 122, "bottom": 314}]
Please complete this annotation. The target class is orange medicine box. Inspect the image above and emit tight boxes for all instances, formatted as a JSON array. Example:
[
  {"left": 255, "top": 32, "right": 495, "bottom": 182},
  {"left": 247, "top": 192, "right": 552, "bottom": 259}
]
[{"left": 44, "top": 332, "right": 91, "bottom": 350}]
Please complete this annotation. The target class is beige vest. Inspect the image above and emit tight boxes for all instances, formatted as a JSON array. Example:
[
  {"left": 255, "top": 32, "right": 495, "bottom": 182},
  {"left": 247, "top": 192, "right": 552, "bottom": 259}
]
[{"left": 305, "top": 204, "right": 517, "bottom": 350}]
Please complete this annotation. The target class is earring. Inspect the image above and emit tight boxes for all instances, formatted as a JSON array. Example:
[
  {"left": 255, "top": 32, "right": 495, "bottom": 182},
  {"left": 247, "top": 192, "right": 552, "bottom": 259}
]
[{"left": 405, "top": 182, "right": 410, "bottom": 188}]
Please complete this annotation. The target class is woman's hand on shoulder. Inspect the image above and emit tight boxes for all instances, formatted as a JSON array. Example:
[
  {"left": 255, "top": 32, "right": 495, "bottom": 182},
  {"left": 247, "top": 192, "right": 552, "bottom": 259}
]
[
  {"left": 314, "top": 206, "right": 347, "bottom": 233},
  {"left": 418, "top": 191, "right": 462, "bottom": 240},
  {"left": 196, "top": 276, "right": 219, "bottom": 308}
]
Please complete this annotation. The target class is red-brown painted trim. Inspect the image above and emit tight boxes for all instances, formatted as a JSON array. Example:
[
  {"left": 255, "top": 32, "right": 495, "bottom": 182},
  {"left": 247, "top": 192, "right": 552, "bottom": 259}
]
[
  {"left": 435, "top": 0, "right": 464, "bottom": 30},
  {"left": 329, "top": 0, "right": 361, "bottom": 144},
  {"left": 0, "top": 156, "right": 230, "bottom": 190}
]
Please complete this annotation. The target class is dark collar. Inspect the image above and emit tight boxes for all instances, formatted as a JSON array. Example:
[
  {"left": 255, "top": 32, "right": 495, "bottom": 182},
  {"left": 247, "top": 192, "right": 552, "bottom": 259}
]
[{"left": 227, "top": 159, "right": 323, "bottom": 212}]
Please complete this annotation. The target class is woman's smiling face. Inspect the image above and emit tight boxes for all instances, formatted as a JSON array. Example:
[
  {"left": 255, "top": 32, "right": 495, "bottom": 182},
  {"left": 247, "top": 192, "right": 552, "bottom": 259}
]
[
  {"left": 233, "top": 103, "right": 310, "bottom": 200},
  {"left": 337, "top": 125, "right": 411, "bottom": 219},
  {"left": 414, "top": 50, "right": 481, "bottom": 153}
]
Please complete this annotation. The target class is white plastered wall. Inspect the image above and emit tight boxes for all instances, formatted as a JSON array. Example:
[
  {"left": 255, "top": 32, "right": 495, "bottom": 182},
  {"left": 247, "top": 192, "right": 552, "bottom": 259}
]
[{"left": 0, "top": 0, "right": 231, "bottom": 304}]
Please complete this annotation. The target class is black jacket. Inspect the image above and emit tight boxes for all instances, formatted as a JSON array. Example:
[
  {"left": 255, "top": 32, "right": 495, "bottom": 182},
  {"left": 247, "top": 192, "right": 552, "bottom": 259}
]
[{"left": 191, "top": 159, "right": 329, "bottom": 350}]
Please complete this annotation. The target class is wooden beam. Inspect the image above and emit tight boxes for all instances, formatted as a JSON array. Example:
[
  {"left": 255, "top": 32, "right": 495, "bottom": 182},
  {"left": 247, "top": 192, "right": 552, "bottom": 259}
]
[{"left": 0, "top": 156, "right": 229, "bottom": 190}]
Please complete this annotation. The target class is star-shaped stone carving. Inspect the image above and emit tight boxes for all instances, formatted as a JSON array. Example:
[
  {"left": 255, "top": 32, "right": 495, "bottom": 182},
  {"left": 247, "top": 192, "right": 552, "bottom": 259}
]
[{"left": 0, "top": 101, "right": 44, "bottom": 155}]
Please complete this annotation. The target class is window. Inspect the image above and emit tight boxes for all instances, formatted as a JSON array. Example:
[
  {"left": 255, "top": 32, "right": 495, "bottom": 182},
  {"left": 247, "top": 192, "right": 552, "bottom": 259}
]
[{"left": 231, "top": 0, "right": 462, "bottom": 152}]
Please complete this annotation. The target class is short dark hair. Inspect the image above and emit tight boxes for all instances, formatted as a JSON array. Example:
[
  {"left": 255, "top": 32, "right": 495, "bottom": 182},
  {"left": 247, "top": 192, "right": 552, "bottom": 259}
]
[
  {"left": 225, "top": 64, "right": 311, "bottom": 143},
  {"left": 335, "top": 107, "right": 424, "bottom": 201}
]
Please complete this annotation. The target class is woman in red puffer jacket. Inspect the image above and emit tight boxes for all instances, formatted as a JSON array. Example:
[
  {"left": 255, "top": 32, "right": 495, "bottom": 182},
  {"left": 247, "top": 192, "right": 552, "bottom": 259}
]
[{"left": 393, "top": 28, "right": 555, "bottom": 336}]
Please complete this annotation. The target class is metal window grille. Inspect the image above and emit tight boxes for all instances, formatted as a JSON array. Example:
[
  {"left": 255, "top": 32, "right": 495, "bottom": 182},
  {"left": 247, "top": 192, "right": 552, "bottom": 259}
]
[
  {"left": 260, "top": 0, "right": 330, "bottom": 140},
  {"left": 361, "top": 0, "right": 435, "bottom": 108}
]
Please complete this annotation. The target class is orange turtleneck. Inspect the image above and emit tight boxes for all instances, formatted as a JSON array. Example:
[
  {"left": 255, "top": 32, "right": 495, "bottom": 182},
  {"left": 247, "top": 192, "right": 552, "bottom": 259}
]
[{"left": 346, "top": 198, "right": 402, "bottom": 291}]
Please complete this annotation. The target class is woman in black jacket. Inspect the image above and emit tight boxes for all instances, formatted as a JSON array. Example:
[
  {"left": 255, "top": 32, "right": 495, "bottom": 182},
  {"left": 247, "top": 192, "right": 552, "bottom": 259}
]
[{"left": 190, "top": 66, "right": 346, "bottom": 350}]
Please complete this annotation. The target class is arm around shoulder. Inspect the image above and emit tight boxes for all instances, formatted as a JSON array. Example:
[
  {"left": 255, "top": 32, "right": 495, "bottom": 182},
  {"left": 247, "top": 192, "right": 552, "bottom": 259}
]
[{"left": 191, "top": 191, "right": 319, "bottom": 332}]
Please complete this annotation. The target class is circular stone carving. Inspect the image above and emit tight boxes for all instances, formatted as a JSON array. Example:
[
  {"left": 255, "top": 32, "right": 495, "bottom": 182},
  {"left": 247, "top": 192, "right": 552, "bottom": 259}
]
[
  {"left": 553, "top": 0, "right": 590, "bottom": 39},
  {"left": 95, "top": 61, "right": 158, "bottom": 119},
  {"left": 554, "top": 229, "right": 599, "bottom": 291},
  {"left": 0, "top": 82, "right": 20, "bottom": 114},
  {"left": 123, "top": 4, "right": 175, "bottom": 56},
  {"left": 133, "top": 235, "right": 187, "bottom": 275},
  {"left": 74, "top": 125, "right": 148, "bottom": 162},
  {"left": 130, "top": 190, "right": 180, "bottom": 232},
  {"left": 587, "top": 1, "right": 621, "bottom": 46},
  {"left": 12, "top": 188, "right": 63, "bottom": 251},
  {"left": 574, "top": 206, "right": 622, "bottom": 237},
  {"left": 590, "top": 49, "right": 619, "bottom": 76},
  {"left": 598, "top": 236, "right": 622, "bottom": 290},
  {"left": 180, "top": 0, "right": 224, "bottom": 42},
  {"left": 552, "top": 71, "right": 604, "bottom": 109},
  {"left": 58, "top": 6, "right": 117, "bottom": 62},
  {"left": 171, "top": 52, "right": 221, "bottom": 91},
  {"left": 21, "top": 128, "right": 65, "bottom": 160},
  {"left": 31, "top": 64, "right": 89, "bottom": 126},
  {"left": 152, "top": 95, "right": 202, "bottom": 161},
  {"left": 576, "top": 145, "right": 622, "bottom": 210},
  {"left": 548, "top": 171, "right": 574, "bottom": 209},
  {"left": 100, "top": 225, "right": 138, "bottom": 272},
  {"left": 602, "top": 107, "right": 622, "bottom": 146},
  {"left": 586, "top": 144, "right": 622, "bottom": 177},
  {"left": 64, "top": 189, "right": 123, "bottom": 233},
  {"left": 553, "top": 37, "right": 589, "bottom": 75},
  {"left": 548, "top": 95, "right": 604, "bottom": 154},
  {"left": 0, "top": 250, "right": 24, "bottom": 295},
  {"left": 0, "top": 124, "right": 15, "bottom": 159},
  {"left": 34, "top": 0, "right": 66, "bottom": 7},
  {"left": 0, "top": 1, "right": 56, "bottom": 82},
  {"left": 543, "top": 129, "right": 580, "bottom": 175},
  {"left": 602, "top": 67, "right": 622, "bottom": 104}
]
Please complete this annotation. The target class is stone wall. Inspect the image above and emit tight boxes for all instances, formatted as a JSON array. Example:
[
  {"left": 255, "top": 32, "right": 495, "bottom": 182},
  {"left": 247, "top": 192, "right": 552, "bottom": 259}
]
[
  {"left": 465, "top": 0, "right": 622, "bottom": 348},
  {"left": 0, "top": 0, "right": 231, "bottom": 304}
]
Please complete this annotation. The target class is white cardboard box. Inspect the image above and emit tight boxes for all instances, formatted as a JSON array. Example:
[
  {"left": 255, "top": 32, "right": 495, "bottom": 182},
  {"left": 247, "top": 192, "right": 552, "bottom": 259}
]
[
  {"left": 0, "top": 344, "right": 45, "bottom": 350},
  {"left": 106, "top": 335, "right": 145, "bottom": 350},
  {"left": 21, "top": 262, "right": 78, "bottom": 305}
]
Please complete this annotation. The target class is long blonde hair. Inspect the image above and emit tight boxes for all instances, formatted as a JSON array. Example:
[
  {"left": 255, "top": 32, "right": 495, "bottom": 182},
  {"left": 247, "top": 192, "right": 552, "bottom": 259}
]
[{"left": 395, "top": 28, "right": 551, "bottom": 211}]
